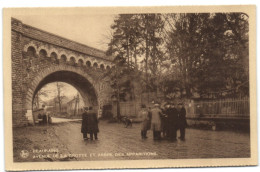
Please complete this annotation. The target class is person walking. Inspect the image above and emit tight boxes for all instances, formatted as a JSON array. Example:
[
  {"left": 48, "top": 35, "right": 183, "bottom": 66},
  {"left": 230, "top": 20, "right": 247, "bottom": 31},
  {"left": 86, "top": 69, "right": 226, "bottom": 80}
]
[
  {"left": 138, "top": 104, "right": 150, "bottom": 139},
  {"left": 178, "top": 103, "right": 187, "bottom": 140},
  {"left": 81, "top": 107, "right": 89, "bottom": 140},
  {"left": 87, "top": 107, "right": 99, "bottom": 140},
  {"left": 150, "top": 102, "right": 162, "bottom": 140}
]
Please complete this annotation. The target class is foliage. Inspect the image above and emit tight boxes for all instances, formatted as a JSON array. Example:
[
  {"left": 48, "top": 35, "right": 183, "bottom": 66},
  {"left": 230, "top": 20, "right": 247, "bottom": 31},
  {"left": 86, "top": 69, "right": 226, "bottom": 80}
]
[{"left": 107, "top": 13, "right": 249, "bottom": 100}]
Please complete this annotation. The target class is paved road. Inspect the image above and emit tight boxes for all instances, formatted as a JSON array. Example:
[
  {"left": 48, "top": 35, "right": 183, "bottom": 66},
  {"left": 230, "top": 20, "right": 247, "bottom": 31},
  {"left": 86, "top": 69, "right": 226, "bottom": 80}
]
[{"left": 50, "top": 120, "right": 250, "bottom": 161}]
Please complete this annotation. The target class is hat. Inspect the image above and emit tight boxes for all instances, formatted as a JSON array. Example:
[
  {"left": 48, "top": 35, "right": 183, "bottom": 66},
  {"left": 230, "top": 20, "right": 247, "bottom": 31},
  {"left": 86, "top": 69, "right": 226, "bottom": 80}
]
[
  {"left": 84, "top": 107, "right": 89, "bottom": 111},
  {"left": 154, "top": 101, "right": 160, "bottom": 106}
]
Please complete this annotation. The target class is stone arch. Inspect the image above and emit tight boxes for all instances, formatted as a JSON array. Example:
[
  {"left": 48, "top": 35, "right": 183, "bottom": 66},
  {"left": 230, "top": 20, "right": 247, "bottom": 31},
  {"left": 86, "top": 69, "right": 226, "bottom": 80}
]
[
  {"left": 26, "top": 46, "right": 37, "bottom": 58},
  {"left": 93, "top": 62, "right": 98, "bottom": 68},
  {"left": 49, "top": 48, "right": 59, "bottom": 57},
  {"left": 78, "top": 59, "right": 84, "bottom": 66},
  {"left": 69, "top": 56, "right": 76, "bottom": 65},
  {"left": 86, "top": 60, "right": 92, "bottom": 67},
  {"left": 37, "top": 45, "right": 49, "bottom": 56},
  {"left": 39, "top": 49, "right": 47, "bottom": 58},
  {"left": 100, "top": 64, "right": 105, "bottom": 70},
  {"left": 50, "top": 52, "right": 58, "bottom": 62},
  {"left": 106, "top": 65, "right": 111, "bottom": 70},
  {"left": 24, "top": 42, "right": 37, "bottom": 52},
  {"left": 60, "top": 54, "right": 67, "bottom": 63},
  {"left": 25, "top": 65, "right": 101, "bottom": 123},
  {"left": 58, "top": 51, "right": 68, "bottom": 60}
]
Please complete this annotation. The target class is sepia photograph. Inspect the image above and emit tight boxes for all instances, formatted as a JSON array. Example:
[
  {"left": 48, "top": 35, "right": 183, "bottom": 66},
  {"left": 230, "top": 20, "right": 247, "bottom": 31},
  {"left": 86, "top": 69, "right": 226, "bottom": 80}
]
[{"left": 3, "top": 5, "right": 257, "bottom": 170}]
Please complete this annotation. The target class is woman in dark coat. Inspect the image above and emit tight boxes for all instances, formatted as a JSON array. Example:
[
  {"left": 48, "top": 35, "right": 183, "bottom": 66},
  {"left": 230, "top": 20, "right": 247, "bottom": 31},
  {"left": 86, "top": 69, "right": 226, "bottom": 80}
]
[
  {"left": 81, "top": 107, "right": 89, "bottom": 140},
  {"left": 87, "top": 107, "right": 99, "bottom": 140}
]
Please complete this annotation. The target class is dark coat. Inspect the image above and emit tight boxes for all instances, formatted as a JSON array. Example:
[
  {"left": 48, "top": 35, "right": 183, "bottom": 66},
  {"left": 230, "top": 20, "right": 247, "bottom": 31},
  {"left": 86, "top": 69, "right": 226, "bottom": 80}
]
[
  {"left": 161, "top": 109, "right": 168, "bottom": 131},
  {"left": 178, "top": 107, "right": 187, "bottom": 128},
  {"left": 165, "top": 107, "right": 178, "bottom": 129},
  {"left": 81, "top": 112, "right": 89, "bottom": 133},
  {"left": 86, "top": 112, "right": 99, "bottom": 133}
]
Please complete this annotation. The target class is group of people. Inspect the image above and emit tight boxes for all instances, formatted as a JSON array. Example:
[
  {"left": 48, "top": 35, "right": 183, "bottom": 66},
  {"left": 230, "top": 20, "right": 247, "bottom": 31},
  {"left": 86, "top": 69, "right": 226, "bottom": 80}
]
[
  {"left": 139, "top": 102, "right": 187, "bottom": 141},
  {"left": 81, "top": 107, "right": 99, "bottom": 141}
]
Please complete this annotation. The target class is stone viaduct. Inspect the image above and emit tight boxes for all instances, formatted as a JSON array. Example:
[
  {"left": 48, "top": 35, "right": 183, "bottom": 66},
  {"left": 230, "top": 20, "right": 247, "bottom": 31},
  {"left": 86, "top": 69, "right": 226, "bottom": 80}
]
[{"left": 11, "top": 18, "right": 114, "bottom": 127}]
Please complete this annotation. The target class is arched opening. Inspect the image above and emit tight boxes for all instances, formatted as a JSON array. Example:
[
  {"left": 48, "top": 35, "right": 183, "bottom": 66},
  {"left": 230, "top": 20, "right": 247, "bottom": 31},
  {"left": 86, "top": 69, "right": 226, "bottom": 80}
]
[
  {"left": 50, "top": 52, "right": 58, "bottom": 63},
  {"left": 39, "top": 49, "right": 47, "bottom": 58},
  {"left": 100, "top": 64, "right": 105, "bottom": 70},
  {"left": 86, "top": 61, "right": 91, "bottom": 67},
  {"left": 106, "top": 65, "right": 111, "bottom": 70},
  {"left": 93, "top": 62, "right": 98, "bottom": 69},
  {"left": 27, "top": 46, "right": 36, "bottom": 58},
  {"left": 60, "top": 55, "right": 67, "bottom": 63},
  {"left": 78, "top": 59, "right": 84, "bottom": 66},
  {"left": 33, "top": 82, "right": 88, "bottom": 117},
  {"left": 69, "top": 57, "right": 76, "bottom": 65},
  {"left": 31, "top": 70, "right": 98, "bottom": 120}
]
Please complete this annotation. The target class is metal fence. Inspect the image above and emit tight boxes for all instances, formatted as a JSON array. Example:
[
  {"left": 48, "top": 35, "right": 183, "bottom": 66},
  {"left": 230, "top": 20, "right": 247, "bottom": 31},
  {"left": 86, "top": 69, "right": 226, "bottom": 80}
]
[
  {"left": 188, "top": 97, "right": 250, "bottom": 117},
  {"left": 111, "top": 97, "right": 250, "bottom": 118}
]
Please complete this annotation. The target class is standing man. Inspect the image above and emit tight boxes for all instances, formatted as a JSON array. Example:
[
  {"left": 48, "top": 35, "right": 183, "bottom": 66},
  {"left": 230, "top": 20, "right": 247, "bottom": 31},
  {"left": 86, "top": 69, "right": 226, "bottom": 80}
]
[
  {"left": 178, "top": 103, "right": 187, "bottom": 141},
  {"left": 87, "top": 107, "right": 99, "bottom": 140},
  {"left": 81, "top": 107, "right": 89, "bottom": 140},
  {"left": 139, "top": 104, "right": 150, "bottom": 139},
  {"left": 150, "top": 102, "right": 162, "bottom": 140},
  {"left": 168, "top": 103, "right": 179, "bottom": 141},
  {"left": 42, "top": 104, "right": 47, "bottom": 125},
  {"left": 162, "top": 103, "right": 170, "bottom": 139}
]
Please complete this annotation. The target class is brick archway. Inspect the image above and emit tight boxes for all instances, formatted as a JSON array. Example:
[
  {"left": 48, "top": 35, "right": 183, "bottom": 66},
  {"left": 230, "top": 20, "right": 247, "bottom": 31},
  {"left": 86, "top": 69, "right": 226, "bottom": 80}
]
[
  {"left": 12, "top": 18, "right": 113, "bottom": 126},
  {"left": 24, "top": 65, "right": 101, "bottom": 124}
]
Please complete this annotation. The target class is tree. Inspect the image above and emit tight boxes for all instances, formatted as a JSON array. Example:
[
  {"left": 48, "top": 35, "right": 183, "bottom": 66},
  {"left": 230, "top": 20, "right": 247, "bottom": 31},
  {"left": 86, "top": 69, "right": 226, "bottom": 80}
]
[
  {"left": 107, "top": 14, "right": 166, "bottom": 103},
  {"left": 163, "top": 13, "right": 249, "bottom": 98},
  {"left": 33, "top": 89, "right": 49, "bottom": 109},
  {"left": 56, "top": 82, "right": 66, "bottom": 113},
  {"left": 104, "top": 55, "right": 136, "bottom": 119},
  {"left": 139, "top": 14, "right": 166, "bottom": 99}
]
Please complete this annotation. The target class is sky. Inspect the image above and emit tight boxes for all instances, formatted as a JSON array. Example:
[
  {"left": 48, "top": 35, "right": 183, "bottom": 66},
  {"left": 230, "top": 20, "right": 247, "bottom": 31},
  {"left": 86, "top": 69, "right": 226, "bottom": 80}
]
[
  {"left": 39, "top": 82, "right": 78, "bottom": 102},
  {"left": 14, "top": 14, "right": 116, "bottom": 50}
]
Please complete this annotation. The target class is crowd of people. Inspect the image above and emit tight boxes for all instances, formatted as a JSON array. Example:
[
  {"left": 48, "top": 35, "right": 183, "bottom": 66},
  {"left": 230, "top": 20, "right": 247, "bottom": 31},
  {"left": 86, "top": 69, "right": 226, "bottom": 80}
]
[
  {"left": 138, "top": 102, "right": 187, "bottom": 141},
  {"left": 80, "top": 102, "right": 187, "bottom": 142}
]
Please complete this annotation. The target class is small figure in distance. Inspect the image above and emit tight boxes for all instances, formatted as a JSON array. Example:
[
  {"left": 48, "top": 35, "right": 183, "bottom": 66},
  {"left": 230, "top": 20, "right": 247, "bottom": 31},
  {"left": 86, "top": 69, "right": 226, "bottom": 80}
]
[{"left": 81, "top": 107, "right": 89, "bottom": 140}]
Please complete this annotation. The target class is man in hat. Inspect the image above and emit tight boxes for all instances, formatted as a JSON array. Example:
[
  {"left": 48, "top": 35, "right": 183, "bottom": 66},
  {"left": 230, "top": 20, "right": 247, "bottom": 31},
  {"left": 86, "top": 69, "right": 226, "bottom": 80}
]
[
  {"left": 177, "top": 103, "right": 187, "bottom": 140},
  {"left": 168, "top": 102, "right": 179, "bottom": 141},
  {"left": 86, "top": 107, "right": 99, "bottom": 140},
  {"left": 81, "top": 107, "right": 89, "bottom": 140},
  {"left": 161, "top": 103, "right": 170, "bottom": 138},
  {"left": 150, "top": 102, "right": 162, "bottom": 140}
]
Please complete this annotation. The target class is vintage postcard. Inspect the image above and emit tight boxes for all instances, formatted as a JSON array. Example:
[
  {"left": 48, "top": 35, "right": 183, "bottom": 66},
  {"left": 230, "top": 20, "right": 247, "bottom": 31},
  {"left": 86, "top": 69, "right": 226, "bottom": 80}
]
[{"left": 3, "top": 6, "right": 257, "bottom": 171}]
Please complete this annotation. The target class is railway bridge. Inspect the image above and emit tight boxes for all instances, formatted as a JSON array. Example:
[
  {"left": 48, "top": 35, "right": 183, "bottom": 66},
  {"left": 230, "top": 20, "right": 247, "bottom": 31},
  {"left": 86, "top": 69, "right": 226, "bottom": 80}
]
[{"left": 11, "top": 18, "right": 114, "bottom": 127}]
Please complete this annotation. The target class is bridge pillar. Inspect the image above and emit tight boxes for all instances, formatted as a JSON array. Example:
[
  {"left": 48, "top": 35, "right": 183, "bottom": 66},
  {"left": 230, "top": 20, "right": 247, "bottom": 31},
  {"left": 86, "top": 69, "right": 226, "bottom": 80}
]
[{"left": 25, "top": 110, "right": 34, "bottom": 125}]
